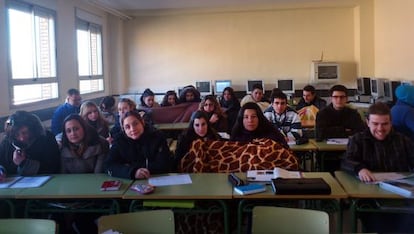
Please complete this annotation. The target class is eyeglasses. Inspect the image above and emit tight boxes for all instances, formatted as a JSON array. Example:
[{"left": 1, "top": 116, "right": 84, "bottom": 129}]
[{"left": 331, "top": 95, "right": 347, "bottom": 99}]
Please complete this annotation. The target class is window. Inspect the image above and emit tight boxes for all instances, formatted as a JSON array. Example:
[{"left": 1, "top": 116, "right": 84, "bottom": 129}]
[
  {"left": 7, "top": 0, "right": 58, "bottom": 106},
  {"left": 76, "top": 18, "right": 104, "bottom": 94}
]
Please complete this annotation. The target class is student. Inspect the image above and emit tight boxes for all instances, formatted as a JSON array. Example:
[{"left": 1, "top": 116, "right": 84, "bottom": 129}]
[
  {"left": 99, "top": 96, "right": 116, "bottom": 125},
  {"left": 139, "top": 88, "right": 160, "bottom": 108},
  {"left": 315, "top": 84, "right": 365, "bottom": 141},
  {"left": 174, "top": 111, "right": 221, "bottom": 170},
  {"left": 264, "top": 91, "right": 303, "bottom": 141},
  {"left": 60, "top": 114, "right": 109, "bottom": 173},
  {"left": 219, "top": 87, "right": 241, "bottom": 131},
  {"left": 105, "top": 110, "right": 170, "bottom": 179},
  {"left": 295, "top": 85, "right": 327, "bottom": 111},
  {"left": 109, "top": 98, "right": 136, "bottom": 142},
  {"left": 199, "top": 95, "right": 228, "bottom": 133},
  {"left": 160, "top": 90, "right": 179, "bottom": 107},
  {"left": 178, "top": 85, "right": 201, "bottom": 103},
  {"left": 390, "top": 84, "right": 414, "bottom": 141},
  {"left": 80, "top": 101, "right": 110, "bottom": 138},
  {"left": 0, "top": 111, "right": 60, "bottom": 175},
  {"left": 230, "top": 102, "right": 288, "bottom": 149},
  {"left": 51, "top": 88, "right": 82, "bottom": 135},
  {"left": 240, "top": 83, "right": 269, "bottom": 112},
  {"left": 341, "top": 102, "right": 414, "bottom": 233}
]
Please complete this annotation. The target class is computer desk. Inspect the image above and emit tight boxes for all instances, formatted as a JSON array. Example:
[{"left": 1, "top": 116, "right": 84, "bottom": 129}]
[
  {"left": 123, "top": 173, "right": 233, "bottom": 234},
  {"left": 334, "top": 171, "right": 409, "bottom": 232},
  {"left": 233, "top": 172, "right": 347, "bottom": 234}
]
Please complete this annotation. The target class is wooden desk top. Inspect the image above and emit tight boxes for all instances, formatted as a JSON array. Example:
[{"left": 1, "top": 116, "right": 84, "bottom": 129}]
[
  {"left": 154, "top": 122, "right": 189, "bottom": 131},
  {"left": 0, "top": 188, "right": 22, "bottom": 199},
  {"left": 334, "top": 171, "right": 403, "bottom": 199},
  {"left": 15, "top": 174, "right": 133, "bottom": 199},
  {"left": 233, "top": 172, "right": 347, "bottom": 199},
  {"left": 123, "top": 173, "right": 233, "bottom": 200},
  {"left": 289, "top": 141, "right": 317, "bottom": 152},
  {"left": 310, "top": 139, "right": 347, "bottom": 151}
]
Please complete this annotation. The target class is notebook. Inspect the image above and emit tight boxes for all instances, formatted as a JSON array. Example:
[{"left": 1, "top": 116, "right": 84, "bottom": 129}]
[{"left": 271, "top": 178, "right": 331, "bottom": 195}]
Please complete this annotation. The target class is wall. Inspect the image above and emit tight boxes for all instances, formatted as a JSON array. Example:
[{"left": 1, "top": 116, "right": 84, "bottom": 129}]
[
  {"left": 123, "top": 6, "right": 358, "bottom": 93},
  {"left": 374, "top": 0, "right": 414, "bottom": 80}
]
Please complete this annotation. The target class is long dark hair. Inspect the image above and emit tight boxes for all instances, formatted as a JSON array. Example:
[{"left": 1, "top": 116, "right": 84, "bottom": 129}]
[
  {"left": 5, "top": 110, "right": 45, "bottom": 143},
  {"left": 61, "top": 114, "right": 100, "bottom": 148},
  {"left": 231, "top": 102, "right": 275, "bottom": 138},
  {"left": 161, "top": 90, "right": 179, "bottom": 106},
  {"left": 182, "top": 111, "right": 218, "bottom": 140}
]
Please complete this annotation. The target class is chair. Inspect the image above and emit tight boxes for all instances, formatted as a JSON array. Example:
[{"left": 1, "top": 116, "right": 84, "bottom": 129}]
[
  {"left": 98, "top": 210, "right": 175, "bottom": 234},
  {"left": 251, "top": 206, "right": 329, "bottom": 234},
  {"left": 0, "top": 218, "right": 56, "bottom": 234}
]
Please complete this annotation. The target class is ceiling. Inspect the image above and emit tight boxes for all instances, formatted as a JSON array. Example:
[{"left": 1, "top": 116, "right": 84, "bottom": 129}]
[{"left": 84, "top": 0, "right": 356, "bottom": 20}]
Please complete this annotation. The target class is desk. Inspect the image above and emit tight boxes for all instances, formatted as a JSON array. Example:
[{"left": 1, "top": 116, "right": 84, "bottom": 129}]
[
  {"left": 154, "top": 122, "right": 189, "bottom": 131},
  {"left": 310, "top": 139, "right": 347, "bottom": 171},
  {"left": 334, "top": 171, "right": 408, "bottom": 232},
  {"left": 290, "top": 142, "right": 317, "bottom": 171},
  {"left": 124, "top": 173, "right": 232, "bottom": 234},
  {"left": 234, "top": 172, "right": 347, "bottom": 234},
  {"left": 0, "top": 188, "right": 21, "bottom": 217},
  {"left": 16, "top": 174, "right": 133, "bottom": 217}
]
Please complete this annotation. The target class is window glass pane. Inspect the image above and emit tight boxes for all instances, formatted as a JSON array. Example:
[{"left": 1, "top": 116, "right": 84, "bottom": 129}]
[
  {"left": 35, "top": 10, "right": 56, "bottom": 78},
  {"left": 13, "top": 83, "right": 58, "bottom": 105},
  {"left": 80, "top": 79, "right": 104, "bottom": 94},
  {"left": 77, "top": 28, "right": 90, "bottom": 76},
  {"left": 8, "top": 8, "right": 36, "bottom": 79}
]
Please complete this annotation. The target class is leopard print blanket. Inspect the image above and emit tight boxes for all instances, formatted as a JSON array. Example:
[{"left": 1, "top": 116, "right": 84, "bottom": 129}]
[{"left": 180, "top": 138, "right": 299, "bottom": 173}]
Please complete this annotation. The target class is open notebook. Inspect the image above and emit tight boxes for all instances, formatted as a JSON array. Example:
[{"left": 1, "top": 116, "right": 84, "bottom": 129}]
[{"left": 0, "top": 175, "right": 52, "bottom": 189}]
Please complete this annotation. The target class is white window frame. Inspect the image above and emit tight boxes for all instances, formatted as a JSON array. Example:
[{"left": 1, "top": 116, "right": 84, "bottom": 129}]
[
  {"left": 6, "top": 0, "right": 58, "bottom": 106},
  {"left": 76, "top": 15, "right": 104, "bottom": 94}
]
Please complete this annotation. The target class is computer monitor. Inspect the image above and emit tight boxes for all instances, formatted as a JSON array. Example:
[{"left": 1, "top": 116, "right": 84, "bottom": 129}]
[
  {"left": 215, "top": 80, "right": 232, "bottom": 95},
  {"left": 276, "top": 79, "right": 295, "bottom": 94},
  {"left": 370, "top": 78, "right": 387, "bottom": 99},
  {"left": 195, "top": 81, "right": 212, "bottom": 96},
  {"left": 246, "top": 80, "right": 265, "bottom": 94},
  {"left": 383, "top": 80, "right": 401, "bottom": 103},
  {"left": 357, "top": 77, "right": 371, "bottom": 95}
]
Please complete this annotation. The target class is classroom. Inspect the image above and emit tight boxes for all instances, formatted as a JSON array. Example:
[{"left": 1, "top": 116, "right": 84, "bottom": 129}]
[{"left": 1, "top": 0, "right": 414, "bottom": 233}]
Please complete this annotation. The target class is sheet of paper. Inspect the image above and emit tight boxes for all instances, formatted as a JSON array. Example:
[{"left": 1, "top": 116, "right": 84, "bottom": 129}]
[
  {"left": 327, "top": 138, "right": 349, "bottom": 145},
  {"left": 0, "top": 176, "right": 22, "bottom": 189},
  {"left": 148, "top": 174, "right": 192, "bottom": 186},
  {"left": 364, "top": 172, "right": 410, "bottom": 184},
  {"left": 10, "top": 175, "right": 52, "bottom": 188}
]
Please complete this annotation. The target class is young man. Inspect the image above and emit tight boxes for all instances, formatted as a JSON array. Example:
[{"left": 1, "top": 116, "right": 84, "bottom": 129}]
[
  {"left": 295, "top": 85, "right": 327, "bottom": 111},
  {"left": 341, "top": 102, "right": 414, "bottom": 233},
  {"left": 264, "top": 91, "right": 302, "bottom": 141},
  {"left": 240, "top": 83, "right": 269, "bottom": 112},
  {"left": 51, "top": 88, "right": 82, "bottom": 135},
  {"left": 315, "top": 84, "right": 365, "bottom": 141}
]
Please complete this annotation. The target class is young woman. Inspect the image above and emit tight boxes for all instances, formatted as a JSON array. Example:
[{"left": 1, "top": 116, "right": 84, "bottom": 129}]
[
  {"left": 80, "top": 101, "right": 110, "bottom": 138},
  {"left": 99, "top": 96, "right": 116, "bottom": 125},
  {"left": 230, "top": 102, "right": 289, "bottom": 149},
  {"left": 139, "top": 88, "right": 160, "bottom": 108},
  {"left": 199, "top": 95, "right": 228, "bottom": 133},
  {"left": 109, "top": 98, "right": 136, "bottom": 142},
  {"left": 60, "top": 114, "right": 109, "bottom": 173},
  {"left": 178, "top": 85, "right": 201, "bottom": 103},
  {"left": 0, "top": 111, "right": 60, "bottom": 175},
  {"left": 174, "top": 111, "right": 221, "bottom": 169},
  {"left": 219, "top": 87, "right": 241, "bottom": 131},
  {"left": 161, "top": 90, "right": 179, "bottom": 107},
  {"left": 105, "top": 110, "right": 170, "bottom": 179}
]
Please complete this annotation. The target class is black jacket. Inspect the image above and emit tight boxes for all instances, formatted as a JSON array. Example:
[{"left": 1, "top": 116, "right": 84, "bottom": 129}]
[
  {"left": 0, "top": 131, "right": 60, "bottom": 175},
  {"left": 315, "top": 104, "right": 365, "bottom": 141},
  {"left": 105, "top": 127, "right": 171, "bottom": 179}
]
